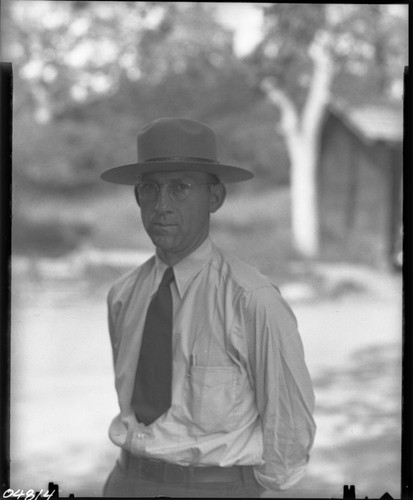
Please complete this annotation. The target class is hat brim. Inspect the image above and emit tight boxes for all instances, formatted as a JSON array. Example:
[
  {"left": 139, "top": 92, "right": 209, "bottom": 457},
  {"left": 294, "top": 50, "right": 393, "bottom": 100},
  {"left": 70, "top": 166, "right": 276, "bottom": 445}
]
[{"left": 100, "top": 161, "right": 254, "bottom": 185}]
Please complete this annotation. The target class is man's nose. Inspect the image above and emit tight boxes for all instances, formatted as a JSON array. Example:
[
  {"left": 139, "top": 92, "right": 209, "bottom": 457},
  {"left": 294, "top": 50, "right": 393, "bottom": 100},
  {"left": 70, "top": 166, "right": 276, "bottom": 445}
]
[{"left": 154, "top": 184, "right": 172, "bottom": 211}]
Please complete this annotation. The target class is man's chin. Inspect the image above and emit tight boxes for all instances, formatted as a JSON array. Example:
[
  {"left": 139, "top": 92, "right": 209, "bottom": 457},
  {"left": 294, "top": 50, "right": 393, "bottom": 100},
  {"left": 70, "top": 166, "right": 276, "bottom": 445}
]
[{"left": 149, "top": 234, "right": 176, "bottom": 252}]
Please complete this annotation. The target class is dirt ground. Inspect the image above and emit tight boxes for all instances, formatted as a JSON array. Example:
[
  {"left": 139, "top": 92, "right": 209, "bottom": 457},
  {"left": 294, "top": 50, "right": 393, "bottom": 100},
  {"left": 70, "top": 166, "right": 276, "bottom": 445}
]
[{"left": 9, "top": 257, "right": 402, "bottom": 498}]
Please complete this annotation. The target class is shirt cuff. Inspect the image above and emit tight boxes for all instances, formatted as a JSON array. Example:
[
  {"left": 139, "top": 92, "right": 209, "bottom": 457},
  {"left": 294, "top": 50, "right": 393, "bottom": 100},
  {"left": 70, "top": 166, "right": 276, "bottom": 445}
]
[{"left": 253, "top": 460, "right": 309, "bottom": 491}]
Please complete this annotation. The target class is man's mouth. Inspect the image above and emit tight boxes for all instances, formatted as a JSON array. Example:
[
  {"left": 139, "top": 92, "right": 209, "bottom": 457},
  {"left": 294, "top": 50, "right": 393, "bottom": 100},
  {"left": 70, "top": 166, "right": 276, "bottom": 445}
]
[{"left": 152, "top": 222, "right": 178, "bottom": 230}]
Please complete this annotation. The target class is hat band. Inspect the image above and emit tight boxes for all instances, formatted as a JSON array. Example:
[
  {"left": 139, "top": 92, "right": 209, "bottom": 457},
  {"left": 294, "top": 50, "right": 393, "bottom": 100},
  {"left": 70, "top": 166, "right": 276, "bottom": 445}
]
[{"left": 144, "top": 156, "right": 218, "bottom": 164}]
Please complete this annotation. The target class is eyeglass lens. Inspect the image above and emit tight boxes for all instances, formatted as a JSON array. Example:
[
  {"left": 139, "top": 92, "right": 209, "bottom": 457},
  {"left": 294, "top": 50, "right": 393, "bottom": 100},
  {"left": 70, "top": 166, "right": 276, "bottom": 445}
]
[{"left": 138, "top": 181, "right": 192, "bottom": 202}]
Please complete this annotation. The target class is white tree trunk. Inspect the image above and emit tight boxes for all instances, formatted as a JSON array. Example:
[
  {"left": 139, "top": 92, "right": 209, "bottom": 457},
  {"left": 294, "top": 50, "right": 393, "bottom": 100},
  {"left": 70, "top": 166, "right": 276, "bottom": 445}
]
[
  {"left": 260, "top": 32, "right": 333, "bottom": 259},
  {"left": 289, "top": 139, "right": 320, "bottom": 258}
]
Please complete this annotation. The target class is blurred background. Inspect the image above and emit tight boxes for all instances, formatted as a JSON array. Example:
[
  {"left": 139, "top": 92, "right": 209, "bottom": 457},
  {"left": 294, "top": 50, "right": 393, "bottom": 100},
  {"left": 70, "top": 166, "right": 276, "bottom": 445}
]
[{"left": 3, "top": 1, "right": 406, "bottom": 498}]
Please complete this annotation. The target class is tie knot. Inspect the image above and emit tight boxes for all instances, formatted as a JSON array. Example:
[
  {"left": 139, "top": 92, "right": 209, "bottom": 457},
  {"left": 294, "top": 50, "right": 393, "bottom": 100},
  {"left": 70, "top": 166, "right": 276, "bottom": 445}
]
[{"left": 160, "top": 267, "right": 174, "bottom": 288}]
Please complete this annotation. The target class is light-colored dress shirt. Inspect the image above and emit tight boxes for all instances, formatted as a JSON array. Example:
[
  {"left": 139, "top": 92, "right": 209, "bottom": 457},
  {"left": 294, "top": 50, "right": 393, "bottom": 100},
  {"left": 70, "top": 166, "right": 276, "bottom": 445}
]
[{"left": 106, "top": 237, "right": 316, "bottom": 491}]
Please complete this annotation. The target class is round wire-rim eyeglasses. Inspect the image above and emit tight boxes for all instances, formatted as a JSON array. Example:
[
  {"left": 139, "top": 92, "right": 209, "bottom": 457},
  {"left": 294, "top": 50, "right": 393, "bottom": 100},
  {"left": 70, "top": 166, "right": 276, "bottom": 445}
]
[{"left": 136, "top": 180, "right": 217, "bottom": 202}]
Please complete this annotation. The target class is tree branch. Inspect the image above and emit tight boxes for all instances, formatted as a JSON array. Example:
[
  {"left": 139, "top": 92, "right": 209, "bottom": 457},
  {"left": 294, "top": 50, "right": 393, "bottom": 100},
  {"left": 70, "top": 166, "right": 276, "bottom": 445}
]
[
  {"left": 260, "top": 78, "right": 299, "bottom": 136},
  {"left": 302, "top": 30, "right": 334, "bottom": 139}
]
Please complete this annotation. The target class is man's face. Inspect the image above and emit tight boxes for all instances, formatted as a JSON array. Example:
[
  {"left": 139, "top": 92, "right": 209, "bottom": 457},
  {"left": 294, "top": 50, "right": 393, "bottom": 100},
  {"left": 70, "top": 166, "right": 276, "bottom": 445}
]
[{"left": 137, "top": 170, "right": 225, "bottom": 265}]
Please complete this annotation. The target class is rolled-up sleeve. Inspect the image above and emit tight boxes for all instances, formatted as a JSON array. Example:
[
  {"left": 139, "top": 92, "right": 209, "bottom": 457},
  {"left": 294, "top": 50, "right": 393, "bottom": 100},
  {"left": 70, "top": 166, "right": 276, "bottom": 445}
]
[{"left": 242, "top": 286, "right": 316, "bottom": 491}]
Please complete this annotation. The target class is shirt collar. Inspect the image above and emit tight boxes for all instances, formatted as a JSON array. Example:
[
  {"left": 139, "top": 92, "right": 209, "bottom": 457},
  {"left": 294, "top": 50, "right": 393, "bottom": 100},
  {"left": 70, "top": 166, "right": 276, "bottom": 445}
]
[{"left": 154, "top": 237, "right": 214, "bottom": 298}]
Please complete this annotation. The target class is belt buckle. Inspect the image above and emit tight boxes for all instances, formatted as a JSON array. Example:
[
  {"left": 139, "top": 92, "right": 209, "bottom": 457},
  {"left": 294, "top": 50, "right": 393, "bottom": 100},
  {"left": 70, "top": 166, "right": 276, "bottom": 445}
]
[{"left": 163, "top": 462, "right": 186, "bottom": 485}]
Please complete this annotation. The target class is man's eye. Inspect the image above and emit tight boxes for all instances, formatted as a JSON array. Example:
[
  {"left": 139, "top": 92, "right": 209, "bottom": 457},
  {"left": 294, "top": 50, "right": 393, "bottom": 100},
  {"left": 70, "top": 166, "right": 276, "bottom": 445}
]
[
  {"left": 142, "top": 183, "right": 156, "bottom": 192},
  {"left": 172, "top": 183, "right": 190, "bottom": 192}
]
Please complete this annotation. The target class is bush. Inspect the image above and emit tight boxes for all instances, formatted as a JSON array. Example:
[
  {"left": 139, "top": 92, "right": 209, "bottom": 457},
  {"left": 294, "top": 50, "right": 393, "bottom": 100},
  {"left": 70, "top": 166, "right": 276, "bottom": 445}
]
[{"left": 12, "top": 215, "right": 92, "bottom": 257}]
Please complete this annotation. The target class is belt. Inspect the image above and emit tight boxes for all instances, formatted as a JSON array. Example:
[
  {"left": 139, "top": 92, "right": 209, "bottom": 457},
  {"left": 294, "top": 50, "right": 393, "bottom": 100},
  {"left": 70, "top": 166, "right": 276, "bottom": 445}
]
[{"left": 119, "top": 450, "right": 255, "bottom": 486}]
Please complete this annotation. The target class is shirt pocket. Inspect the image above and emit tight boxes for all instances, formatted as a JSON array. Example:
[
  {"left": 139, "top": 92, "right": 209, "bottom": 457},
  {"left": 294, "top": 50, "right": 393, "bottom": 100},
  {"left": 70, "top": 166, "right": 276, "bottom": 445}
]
[{"left": 187, "top": 366, "right": 240, "bottom": 434}]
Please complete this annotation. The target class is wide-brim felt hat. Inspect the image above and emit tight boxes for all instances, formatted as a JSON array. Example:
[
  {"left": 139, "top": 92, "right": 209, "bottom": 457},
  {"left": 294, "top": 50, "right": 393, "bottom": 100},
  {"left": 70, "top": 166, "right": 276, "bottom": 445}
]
[{"left": 100, "top": 117, "right": 254, "bottom": 185}]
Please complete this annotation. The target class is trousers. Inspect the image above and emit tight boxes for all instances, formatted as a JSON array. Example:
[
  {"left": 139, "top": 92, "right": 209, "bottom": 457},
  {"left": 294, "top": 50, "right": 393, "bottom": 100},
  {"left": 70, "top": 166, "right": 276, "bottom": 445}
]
[{"left": 103, "top": 453, "right": 264, "bottom": 498}]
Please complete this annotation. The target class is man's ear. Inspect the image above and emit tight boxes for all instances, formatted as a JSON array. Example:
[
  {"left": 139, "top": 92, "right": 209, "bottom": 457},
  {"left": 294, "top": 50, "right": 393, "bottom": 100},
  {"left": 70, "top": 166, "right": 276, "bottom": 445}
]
[
  {"left": 134, "top": 185, "right": 141, "bottom": 206},
  {"left": 209, "top": 183, "right": 226, "bottom": 213}
]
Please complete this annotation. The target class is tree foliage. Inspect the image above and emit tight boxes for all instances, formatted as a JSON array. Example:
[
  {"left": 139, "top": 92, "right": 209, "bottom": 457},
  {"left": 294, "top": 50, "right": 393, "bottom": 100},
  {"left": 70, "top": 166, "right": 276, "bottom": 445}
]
[
  {"left": 248, "top": 4, "right": 407, "bottom": 108},
  {"left": 6, "top": 2, "right": 244, "bottom": 122}
]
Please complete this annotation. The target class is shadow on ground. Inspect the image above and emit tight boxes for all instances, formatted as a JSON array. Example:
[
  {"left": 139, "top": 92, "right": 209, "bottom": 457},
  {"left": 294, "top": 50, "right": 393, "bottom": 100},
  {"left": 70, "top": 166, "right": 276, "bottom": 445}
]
[{"left": 301, "top": 342, "right": 401, "bottom": 499}]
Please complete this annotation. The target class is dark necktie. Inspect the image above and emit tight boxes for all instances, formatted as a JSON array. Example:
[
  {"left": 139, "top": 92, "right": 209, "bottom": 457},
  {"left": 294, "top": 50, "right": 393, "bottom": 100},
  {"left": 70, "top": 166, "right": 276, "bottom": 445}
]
[{"left": 131, "top": 267, "right": 174, "bottom": 425}]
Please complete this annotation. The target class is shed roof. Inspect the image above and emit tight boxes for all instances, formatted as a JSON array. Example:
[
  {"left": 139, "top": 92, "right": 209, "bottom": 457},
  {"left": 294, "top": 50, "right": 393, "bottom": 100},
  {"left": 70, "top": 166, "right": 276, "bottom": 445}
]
[{"left": 329, "top": 102, "right": 403, "bottom": 144}]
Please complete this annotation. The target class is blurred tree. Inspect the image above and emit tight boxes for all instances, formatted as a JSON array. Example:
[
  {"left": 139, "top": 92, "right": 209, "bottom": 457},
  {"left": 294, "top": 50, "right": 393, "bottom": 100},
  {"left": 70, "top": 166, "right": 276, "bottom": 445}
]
[
  {"left": 5, "top": 1, "right": 240, "bottom": 122},
  {"left": 248, "top": 4, "right": 407, "bottom": 259},
  {"left": 6, "top": 1, "right": 165, "bottom": 122}
]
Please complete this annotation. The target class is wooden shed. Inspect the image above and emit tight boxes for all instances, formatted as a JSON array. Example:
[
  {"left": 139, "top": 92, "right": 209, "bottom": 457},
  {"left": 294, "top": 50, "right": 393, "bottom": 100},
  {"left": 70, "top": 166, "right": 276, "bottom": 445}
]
[{"left": 318, "top": 101, "right": 403, "bottom": 268}]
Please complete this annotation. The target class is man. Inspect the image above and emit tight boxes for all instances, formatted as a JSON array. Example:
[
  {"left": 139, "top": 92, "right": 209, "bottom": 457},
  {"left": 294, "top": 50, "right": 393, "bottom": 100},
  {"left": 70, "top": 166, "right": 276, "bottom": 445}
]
[{"left": 100, "top": 117, "right": 316, "bottom": 498}]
